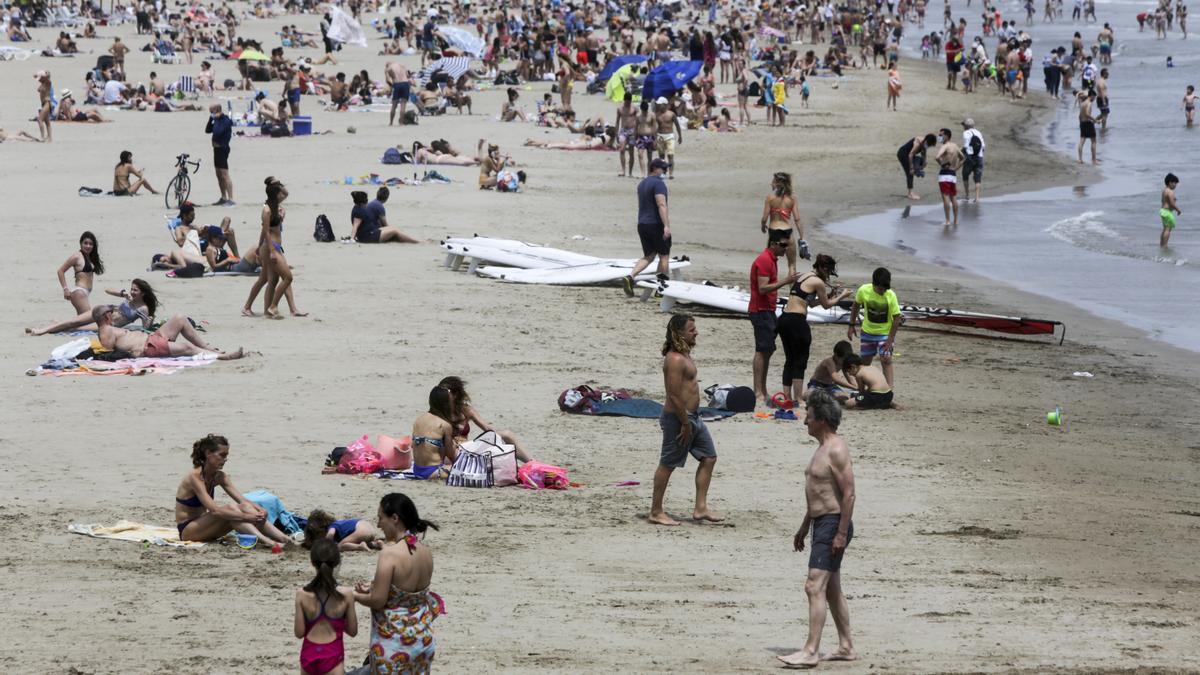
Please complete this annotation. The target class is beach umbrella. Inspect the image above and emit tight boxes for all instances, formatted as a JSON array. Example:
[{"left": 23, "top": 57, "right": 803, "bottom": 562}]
[
  {"left": 641, "top": 60, "right": 702, "bottom": 101},
  {"left": 597, "top": 54, "right": 648, "bottom": 83},
  {"left": 236, "top": 48, "right": 269, "bottom": 61},
  {"left": 437, "top": 25, "right": 485, "bottom": 57},
  {"left": 417, "top": 56, "right": 474, "bottom": 85},
  {"left": 604, "top": 62, "right": 639, "bottom": 102}
]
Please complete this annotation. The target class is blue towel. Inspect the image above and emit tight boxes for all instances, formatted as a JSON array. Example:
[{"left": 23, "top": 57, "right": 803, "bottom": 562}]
[
  {"left": 244, "top": 489, "right": 304, "bottom": 534},
  {"left": 590, "top": 398, "right": 737, "bottom": 420}
]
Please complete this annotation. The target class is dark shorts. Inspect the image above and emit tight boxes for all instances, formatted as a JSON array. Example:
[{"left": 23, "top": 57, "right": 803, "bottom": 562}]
[
  {"left": 749, "top": 310, "right": 778, "bottom": 354},
  {"left": 1079, "top": 120, "right": 1096, "bottom": 139},
  {"left": 853, "top": 390, "right": 894, "bottom": 409},
  {"left": 806, "top": 379, "right": 844, "bottom": 396},
  {"left": 287, "top": 87, "right": 301, "bottom": 104},
  {"left": 637, "top": 221, "right": 671, "bottom": 257},
  {"left": 658, "top": 411, "right": 717, "bottom": 468},
  {"left": 323, "top": 37, "right": 334, "bottom": 53},
  {"left": 213, "top": 146, "right": 230, "bottom": 170},
  {"left": 112, "top": 188, "right": 130, "bottom": 196},
  {"left": 358, "top": 228, "right": 381, "bottom": 243},
  {"left": 809, "top": 513, "right": 853, "bottom": 572},
  {"left": 391, "top": 81, "right": 411, "bottom": 103},
  {"left": 963, "top": 156, "right": 983, "bottom": 183}
]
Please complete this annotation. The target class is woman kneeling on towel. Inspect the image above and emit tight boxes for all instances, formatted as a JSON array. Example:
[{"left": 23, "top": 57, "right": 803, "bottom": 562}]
[
  {"left": 439, "top": 376, "right": 532, "bottom": 462},
  {"left": 409, "top": 387, "right": 459, "bottom": 480},
  {"left": 174, "top": 434, "right": 293, "bottom": 546}
]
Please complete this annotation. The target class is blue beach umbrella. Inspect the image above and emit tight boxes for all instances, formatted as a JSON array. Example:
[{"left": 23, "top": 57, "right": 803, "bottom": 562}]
[
  {"left": 642, "top": 60, "right": 703, "bottom": 101},
  {"left": 597, "top": 54, "right": 649, "bottom": 82}
]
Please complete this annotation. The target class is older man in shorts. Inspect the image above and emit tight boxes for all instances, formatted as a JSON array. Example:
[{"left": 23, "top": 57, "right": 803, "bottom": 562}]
[{"left": 94, "top": 306, "right": 244, "bottom": 360}]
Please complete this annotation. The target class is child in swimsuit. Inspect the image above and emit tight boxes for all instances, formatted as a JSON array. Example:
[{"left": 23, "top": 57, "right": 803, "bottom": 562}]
[
  {"left": 295, "top": 539, "right": 357, "bottom": 675},
  {"left": 841, "top": 354, "right": 896, "bottom": 409},
  {"left": 802, "top": 340, "right": 856, "bottom": 402},
  {"left": 304, "top": 509, "right": 382, "bottom": 552}
]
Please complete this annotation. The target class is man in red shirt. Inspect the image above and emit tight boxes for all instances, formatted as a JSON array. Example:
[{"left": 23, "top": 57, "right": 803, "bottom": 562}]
[
  {"left": 749, "top": 229, "right": 799, "bottom": 408},
  {"left": 944, "top": 35, "right": 963, "bottom": 90}
]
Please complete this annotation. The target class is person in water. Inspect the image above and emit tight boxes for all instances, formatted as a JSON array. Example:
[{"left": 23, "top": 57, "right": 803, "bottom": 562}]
[{"left": 1161, "top": 172, "right": 1181, "bottom": 247}]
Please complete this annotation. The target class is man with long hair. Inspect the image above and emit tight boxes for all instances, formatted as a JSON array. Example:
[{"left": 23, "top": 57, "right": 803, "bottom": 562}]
[{"left": 650, "top": 314, "right": 723, "bottom": 526}]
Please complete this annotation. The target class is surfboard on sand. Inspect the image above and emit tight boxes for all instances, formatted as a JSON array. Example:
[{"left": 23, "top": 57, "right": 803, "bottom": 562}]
[
  {"left": 441, "top": 236, "right": 600, "bottom": 270},
  {"left": 477, "top": 259, "right": 690, "bottom": 285},
  {"left": 637, "top": 280, "right": 849, "bottom": 323}
]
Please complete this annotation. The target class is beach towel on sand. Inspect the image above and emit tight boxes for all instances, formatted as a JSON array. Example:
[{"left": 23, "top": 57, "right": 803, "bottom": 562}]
[
  {"left": 68, "top": 521, "right": 209, "bottom": 548},
  {"left": 587, "top": 398, "right": 738, "bottom": 421}
]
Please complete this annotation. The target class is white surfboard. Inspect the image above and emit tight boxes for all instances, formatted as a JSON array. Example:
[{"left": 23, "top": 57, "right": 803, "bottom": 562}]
[
  {"left": 638, "top": 280, "right": 849, "bottom": 323},
  {"left": 478, "top": 259, "right": 691, "bottom": 285},
  {"left": 441, "top": 237, "right": 603, "bottom": 269}
]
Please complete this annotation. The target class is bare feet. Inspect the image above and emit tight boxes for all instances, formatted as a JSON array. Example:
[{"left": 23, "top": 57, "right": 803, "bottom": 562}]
[
  {"left": 648, "top": 512, "right": 681, "bottom": 526},
  {"left": 820, "top": 648, "right": 858, "bottom": 662},
  {"left": 907, "top": 192, "right": 921, "bottom": 200},
  {"left": 217, "top": 347, "right": 245, "bottom": 361},
  {"left": 264, "top": 309, "right": 284, "bottom": 320},
  {"left": 692, "top": 509, "right": 725, "bottom": 523},
  {"left": 241, "top": 307, "right": 256, "bottom": 317},
  {"left": 290, "top": 310, "right": 309, "bottom": 317},
  {"left": 24, "top": 327, "right": 43, "bottom": 336},
  {"left": 778, "top": 650, "right": 820, "bottom": 668}
]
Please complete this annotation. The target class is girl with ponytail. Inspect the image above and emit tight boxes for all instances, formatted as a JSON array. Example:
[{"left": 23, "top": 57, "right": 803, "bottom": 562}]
[
  {"left": 294, "top": 538, "right": 357, "bottom": 675},
  {"left": 355, "top": 493, "right": 444, "bottom": 671}
]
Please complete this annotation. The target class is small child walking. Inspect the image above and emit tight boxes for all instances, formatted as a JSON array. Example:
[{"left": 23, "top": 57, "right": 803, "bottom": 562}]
[{"left": 295, "top": 539, "right": 358, "bottom": 675}]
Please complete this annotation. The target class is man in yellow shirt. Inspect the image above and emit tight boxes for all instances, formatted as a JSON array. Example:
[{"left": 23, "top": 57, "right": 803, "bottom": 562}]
[{"left": 847, "top": 268, "right": 900, "bottom": 387}]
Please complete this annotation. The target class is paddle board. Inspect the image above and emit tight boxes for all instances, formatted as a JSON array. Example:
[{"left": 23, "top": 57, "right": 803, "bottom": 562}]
[
  {"left": 441, "top": 237, "right": 602, "bottom": 269},
  {"left": 478, "top": 259, "right": 691, "bottom": 285},
  {"left": 639, "top": 280, "right": 849, "bottom": 323}
]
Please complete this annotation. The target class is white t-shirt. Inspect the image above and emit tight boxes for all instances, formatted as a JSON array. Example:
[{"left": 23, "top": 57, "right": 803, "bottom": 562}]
[
  {"left": 102, "top": 79, "right": 126, "bottom": 104},
  {"left": 963, "top": 128, "right": 986, "bottom": 157}
]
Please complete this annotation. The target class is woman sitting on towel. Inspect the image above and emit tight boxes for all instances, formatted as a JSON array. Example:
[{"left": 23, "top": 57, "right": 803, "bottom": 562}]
[
  {"left": 439, "top": 376, "right": 532, "bottom": 462},
  {"left": 409, "top": 387, "right": 459, "bottom": 479},
  {"left": 174, "top": 434, "right": 293, "bottom": 546},
  {"left": 26, "top": 278, "right": 157, "bottom": 336}
]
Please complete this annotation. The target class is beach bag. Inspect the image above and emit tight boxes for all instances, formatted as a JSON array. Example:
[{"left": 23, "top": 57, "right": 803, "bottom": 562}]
[
  {"left": 445, "top": 448, "right": 494, "bottom": 487},
  {"left": 968, "top": 132, "right": 983, "bottom": 156},
  {"left": 461, "top": 431, "right": 518, "bottom": 487},
  {"left": 377, "top": 434, "right": 413, "bottom": 471},
  {"left": 337, "top": 435, "right": 383, "bottom": 474},
  {"left": 517, "top": 460, "right": 569, "bottom": 490},
  {"left": 381, "top": 147, "right": 404, "bottom": 164},
  {"left": 313, "top": 214, "right": 335, "bottom": 242},
  {"left": 558, "top": 385, "right": 602, "bottom": 413},
  {"left": 704, "top": 384, "right": 756, "bottom": 412}
]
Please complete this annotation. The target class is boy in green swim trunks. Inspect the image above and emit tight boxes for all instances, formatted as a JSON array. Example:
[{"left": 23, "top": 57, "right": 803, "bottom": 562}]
[{"left": 1161, "top": 173, "right": 1181, "bottom": 247}]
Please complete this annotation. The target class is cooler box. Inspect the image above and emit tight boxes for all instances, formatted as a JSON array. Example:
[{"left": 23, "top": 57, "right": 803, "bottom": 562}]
[{"left": 292, "top": 116, "right": 312, "bottom": 136}]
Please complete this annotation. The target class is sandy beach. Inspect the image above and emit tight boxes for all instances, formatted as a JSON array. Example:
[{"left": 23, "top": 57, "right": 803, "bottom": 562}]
[{"left": 2, "top": 8, "right": 1199, "bottom": 674}]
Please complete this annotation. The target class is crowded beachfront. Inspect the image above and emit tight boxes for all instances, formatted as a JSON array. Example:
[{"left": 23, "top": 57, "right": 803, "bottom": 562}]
[{"left": 4, "top": 0, "right": 1199, "bottom": 671}]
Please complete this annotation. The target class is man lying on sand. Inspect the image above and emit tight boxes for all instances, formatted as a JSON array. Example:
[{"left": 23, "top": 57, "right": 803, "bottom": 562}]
[{"left": 94, "top": 306, "right": 244, "bottom": 360}]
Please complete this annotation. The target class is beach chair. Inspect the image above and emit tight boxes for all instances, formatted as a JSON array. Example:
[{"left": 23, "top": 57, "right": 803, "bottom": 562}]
[
  {"left": 171, "top": 75, "right": 198, "bottom": 100},
  {"left": 152, "top": 41, "right": 181, "bottom": 64}
]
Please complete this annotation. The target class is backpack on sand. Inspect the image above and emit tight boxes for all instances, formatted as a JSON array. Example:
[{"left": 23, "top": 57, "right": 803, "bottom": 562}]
[{"left": 313, "top": 214, "right": 335, "bottom": 242}]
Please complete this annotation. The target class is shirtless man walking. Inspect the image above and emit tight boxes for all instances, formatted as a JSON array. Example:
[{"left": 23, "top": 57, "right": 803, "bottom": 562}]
[
  {"left": 616, "top": 92, "right": 639, "bottom": 177},
  {"left": 778, "top": 389, "right": 858, "bottom": 669},
  {"left": 94, "top": 306, "right": 244, "bottom": 360},
  {"left": 654, "top": 97, "right": 683, "bottom": 179},
  {"left": 650, "top": 314, "right": 723, "bottom": 526},
  {"left": 385, "top": 60, "right": 412, "bottom": 125},
  {"left": 634, "top": 101, "right": 659, "bottom": 177},
  {"left": 934, "top": 128, "right": 965, "bottom": 225}
]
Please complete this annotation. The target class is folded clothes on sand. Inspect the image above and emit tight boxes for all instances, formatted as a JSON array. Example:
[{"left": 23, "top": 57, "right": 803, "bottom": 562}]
[{"left": 68, "top": 521, "right": 210, "bottom": 548}]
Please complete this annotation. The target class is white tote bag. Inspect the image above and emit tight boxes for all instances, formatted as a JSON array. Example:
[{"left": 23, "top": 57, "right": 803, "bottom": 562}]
[{"left": 461, "top": 430, "right": 518, "bottom": 487}]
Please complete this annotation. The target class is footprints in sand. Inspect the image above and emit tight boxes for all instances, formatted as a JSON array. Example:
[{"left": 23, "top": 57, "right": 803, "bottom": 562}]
[{"left": 919, "top": 525, "right": 1022, "bottom": 540}]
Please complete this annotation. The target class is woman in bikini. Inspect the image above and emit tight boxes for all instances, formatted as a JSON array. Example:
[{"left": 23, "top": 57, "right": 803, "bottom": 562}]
[
  {"left": 478, "top": 142, "right": 511, "bottom": 188},
  {"left": 735, "top": 62, "right": 754, "bottom": 126},
  {"left": 56, "top": 231, "right": 104, "bottom": 315},
  {"left": 438, "top": 376, "right": 532, "bottom": 462},
  {"left": 243, "top": 177, "right": 306, "bottom": 318},
  {"left": 500, "top": 87, "right": 528, "bottom": 122},
  {"left": 113, "top": 150, "right": 159, "bottom": 196},
  {"left": 410, "top": 141, "right": 480, "bottom": 166},
  {"left": 777, "top": 254, "right": 853, "bottom": 403},
  {"left": 174, "top": 434, "right": 292, "bottom": 546},
  {"left": 354, "top": 493, "right": 444, "bottom": 674},
  {"left": 760, "top": 172, "right": 807, "bottom": 277},
  {"left": 27, "top": 278, "right": 157, "bottom": 336},
  {"left": 409, "top": 386, "right": 458, "bottom": 479},
  {"left": 35, "top": 70, "right": 52, "bottom": 142},
  {"left": 523, "top": 126, "right": 614, "bottom": 150}
]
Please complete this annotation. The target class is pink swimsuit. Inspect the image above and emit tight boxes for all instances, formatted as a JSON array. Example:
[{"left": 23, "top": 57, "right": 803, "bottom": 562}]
[{"left": 300, "top": 596, "right": 347, "bottom": 675}]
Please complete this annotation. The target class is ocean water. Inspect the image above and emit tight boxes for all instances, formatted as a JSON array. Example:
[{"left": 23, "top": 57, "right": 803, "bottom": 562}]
[{"left": 828, "top": 0, "right": 1200, "bottom": 350}]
